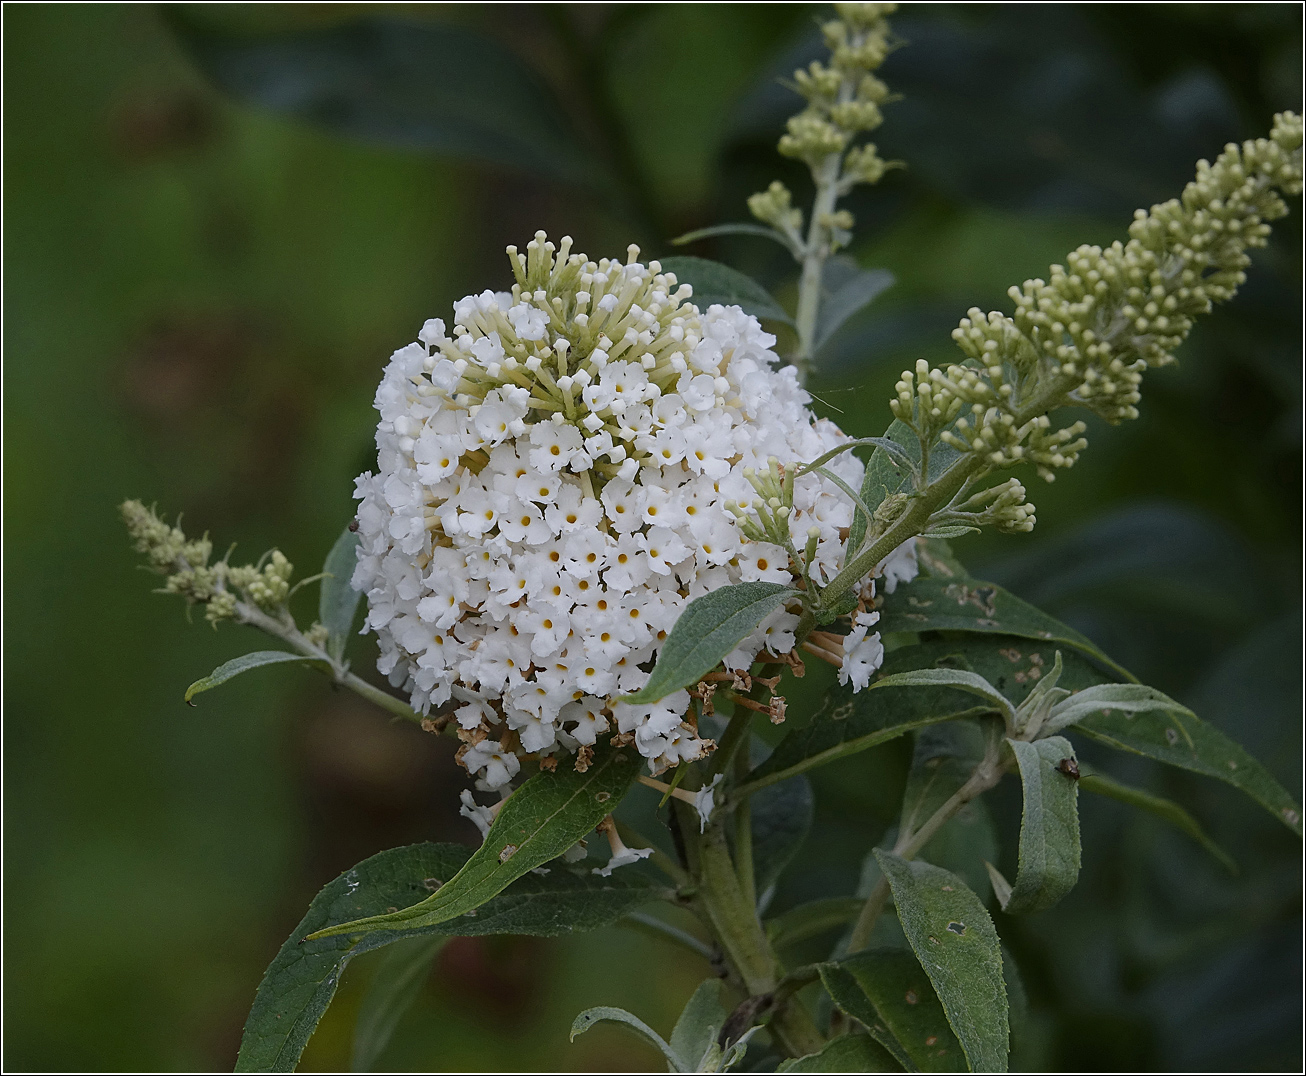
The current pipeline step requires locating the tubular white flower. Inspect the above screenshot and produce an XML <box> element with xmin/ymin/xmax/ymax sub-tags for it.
<box><xmin>353</xmin><ymin>232</ymin><xmax>916</xmax><ymax>781</ymax></box>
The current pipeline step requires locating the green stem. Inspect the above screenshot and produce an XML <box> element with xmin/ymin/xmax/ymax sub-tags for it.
<box><xmin>734</xmin><ymin>748</ymin><xmax>756</xmax><ymax>910</ymax></box>
<box><xmin>847</xmin><ymin>744</ymin><xmax>1007</xmax><ymax>952</ymax></box>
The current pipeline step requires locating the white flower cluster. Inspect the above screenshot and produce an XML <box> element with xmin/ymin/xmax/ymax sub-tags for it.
<box><xmin>352</xmin><ymin>232</ymin><xmax>914</xmax><ymax>786</ymax></box>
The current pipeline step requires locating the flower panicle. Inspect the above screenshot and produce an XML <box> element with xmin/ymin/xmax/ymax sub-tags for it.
<box><xmin>891</xmin><ymin>112</ymin><xmax>1303</xmax><ymax>503</ymax></box>
<box><xmin>119</xmin><ymin>499</ymin><xmax>314</xmax><ymax>628</ymax></box>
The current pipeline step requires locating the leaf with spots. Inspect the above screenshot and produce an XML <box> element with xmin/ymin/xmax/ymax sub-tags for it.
<box><xmin>878</xmin><ymin>576</ymin><xmax>1133</xmax><ymax>681</ymax></box>
<box><xmin>874</xmin><ymin>852</ymin><xmax>1009</xmax><ymax>1072</ymax></box>
<box><xmin>622</xmin><ymin>582</ymin><xmax>799</xmax><ymax>705</ymax></box>
<box><xmin>1003</xmin><ymin>737</ymin><xmax>1081</xmax><ymax>914</ymax></box>
<box><xmin>821</xmin><ymin>949</ymin><xmax>965</xmax><ymax>1071</ymax></box>
<box><xmin>310</xmin><ymin>745</ymin><xmax>642</xmax><ymax>940</ymax></box>
<box><xmin>1071</xmin><ymin>705</ymin><xmax>1303</xmax><ymax>836</ymax></box>
<box><xmin>235</xmin><ymin>840</ymin><xmax>664</xmax><ymax>1072</ymax></box>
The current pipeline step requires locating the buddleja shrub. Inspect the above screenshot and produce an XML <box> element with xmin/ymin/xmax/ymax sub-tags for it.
<box><xmin>123</xmin><ymin>5</ymin><xmax>1303</xmax><ymax>1072</ymax></box>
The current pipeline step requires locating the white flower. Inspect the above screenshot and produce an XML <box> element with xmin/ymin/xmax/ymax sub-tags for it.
<box><xmin>353</xmin><ymin>231</ymin><xmax>917</xmax><ymax>784</ymax></box>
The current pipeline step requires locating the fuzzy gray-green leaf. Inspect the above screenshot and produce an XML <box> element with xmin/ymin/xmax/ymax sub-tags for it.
<box><xmin>659</xmin><ymin>256</ymin><xmax>795</xmax><ymax>325</ymax></box>
<box><xmin>1004</xmin><ymin>737</ymin><xmax>1081</xmax><ymax>914</ymax></box>
<box><xmin>570</xmin><ymin>1006</ymin><xmax>683</xmax><ymax>1069</ymax></box>
<box><xmin>309</xmin><ymin>746</ymin><xmax>642</xmax><ymax>939</ymax></box>
<box><xmin>874</xmin><ymin>852</ymin><xmax>1009</xmax><ymax>1072</ymax></box>
<box><xmin>670</xmin><ymin>979</ymin><xmax>728</xmax><ymax>1072</ymax></box>
<box><xmin>185</xmin><ymin>650</ymin><xmax>330</xmax><ymax>703</ymax></box>
<box><xmin>779</xmin><ymin>1032</ymin><xmax>901</xmax><ymax>1072</ymax></box>
<box><xmin>235</xmin><ymin>841</ymin><xmax>663</xmax><ymax>1072</ymax></box>
<box><xmin>622</xmin><ymin>582</ymin><xmax>799</xmax><ymax>705</ymax></box>
<box><xmin>319</xmin><ymin>526</ymin><xmax>362</xmax><ymax>661</ymax></box>
<box><xmin>872</xmin><ymin>669</ymin><xmax>1016</xmax><ymax>725</ymax></box>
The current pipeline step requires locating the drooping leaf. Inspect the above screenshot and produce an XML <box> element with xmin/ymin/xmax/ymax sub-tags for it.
<box><xmin>570</xmin><ymin>1006</ymin><xmax>684</xmax><ymax>1070</ymax></box>
<box><xmin>751</xmin><ymin>774</ymin><xmax>815</xmax><ymax>896</ymax></box>
<box><xmin>622</xmin><ymin>583</ymin><xmax>799</xmax><ymax>705</ymax></box>
<box><xmin>878</xmin><ymin>576</ymin><xmax>1134</xmax><ymax>681</ymax></box>
<box><xmin>766</xmin><ymin>897</ymin><xmax>865</xmax><ymax>951</ymax></box>
<box><xmin>185</xmin><ymin>650</ymin><xmax>330</xmax><ymax>704</ymax></box>
<box><xmin>310</xmin><ymin>746</ymin><xmax>642</xmax><ymax>939</ymax></box>
<box><xmin>871</xmin><ymin>669</ymin><xmax>1016</xmax><ymax>726</ymax></box>
<box><xmin>670</xmin><ymin>979</ymin><xmax>729</xmax><ymax>1072</ymax></box>
<box><xmin>1071</xmin><ymin>706</ymin><xmax>1303</xmax><ymax>836</ymax></box>
<box><xmin>815</xmin><ymin>257</ymin><xmax>894</xmax><ymax>352</ymax></box>
<box><xmin>319</xmin><ymin>526</ymin><xmax>362</xmax><ymax>662</ymax></box>
<box><xmin>1044</xmin><ymin>682</ymin><xmax>1192</xmax><ymax>735</ymax></box>
<box><xmin>350</xmin><ymin>936</ymin><xmax>444</xmax><ymax>1072</ymax></box>
<box><xmin>672</xmin><ymin>222</ymin><xmax>799</xmax><ymax>256</ymax></box>
<box><xmin>1003</xmin><ymin>737</ymin><xmax>1081</xmax><ymax>914</ymax></box>
<box><xmin>779</xmin><ymin>1031</ymin><xmax>902</xmax><ymax>1073</ymax></box>
<box><xmin>822</xmin><ymin>949</ymin><xmax>966</xmax><ymax>1072</ymax></box>
<box><xmin>874</xmin><ymin>852</ymin><xmax>1009</xmax><ymax>1072</ymax></box>
<box><xmin>167</xmin><ymin>15</ymin><xmax>597</xmax><ymax>187</ymax></box>
<box><xmin>236</xmin><ymin>841</ymin><xmax>664</xmax><ymax>1072</ymax></box>
<box><xmin>1078</xmin><ymin>770</ymin><xmax>1237</xmax><ymax>874</ymax></box>
<box><xmin>659</xmin><ymin>256</ymin><xmax>795</xmax><ymax>325</ymax></box>
<box><xmin>739</xmin><ymin>677</ymin><xmax>993</xmax><ymax>796</ymax></box>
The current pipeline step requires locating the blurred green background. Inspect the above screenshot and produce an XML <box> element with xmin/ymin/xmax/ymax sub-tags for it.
<box><xmin>4</xmin><ymin>3</ymin><xmax>1301</xmax><ymax>1071</ymax></box>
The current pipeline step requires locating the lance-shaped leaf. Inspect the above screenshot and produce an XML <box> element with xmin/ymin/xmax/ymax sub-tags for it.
<box><xmin>669</xmin><ymin>979</ymin><xmax>729</xmax><ymax>1072</ymax></box>
<box><xmin>1078</xmin><ymin>770</ymin><xmax>1237</xmax><ymax>874</ymax></box>
<box><xmin>878</xmin><ymin>576</ymin><xmax>1134</xmax><ymax>681</ymax></box>
<box><xmin>319</xmin><ymin>526</ymin><xmax>362</xmax><ymax>662</ymax></box>
<box><xmin>779</xmin><ymin>1032</ymin><xmax>902</xmax><ymax>1073</ymax></box>
<box><xmin>672</xmin><ymin>222</ymin><xmax>800</xmax><ymax>257</ymax></box>
<box><xmin>622</xmin><ymin>582</ymin><xmax>799</xmax><ymax>705</ymax></box>
<box><xmin>236</xmin><ymin>841</ymin><xmax>664</xmax><ymax>1072</ymax></box>
<box><xmin>570</xmin><ymin>1006</ymin><xmax>684</xmax><ymax>1070</ymax></box>
<box><xmin>1071</xmin><ymin>706</ymin><xmax>1303</xmax><ymax>836</ymax></box>
<box><xmin>915</xmin><ymin>537</ymin><xmax>972</xmax><ymax>581</ymax></box>
<box><xmin>350</xmin><ymin>935</ymin><xmax>445</xmax><ymax>1071</ymax></box>
<box><xmin>874</xmin><ymin>852</ymin><xmax>1009</xmax><ymax>1072</ymax></box>
<box><xmin>820</xmin><ymin>950</ymin><xmax>964</xmax><ymax>1072</ymax></box>
<box><xmin>814</xmin><ymin>257</ymin><xmax>894</xmax><ymax>352</ymax></box>
<box><xmin>739</xmin><ymin>678</ymin><xmax>993</xmax><ymax>796</ymax></box>
<box><xmin>659</xmin><ymin>256</ymin><xmax>795</xmax><ymax>325</ymax></box>
<box><xmin>849</xmin><ymin>420</ymin><xmax>962</xmax><ymax>553</ymax></box>
<box><xmin>1044</xmin><ymin>682</ymin><xmax>1191</xmax><ymax>735</ymax></box>
<box><xmin>1003</xmin><ymin>737</ymin><xmax>1081</xmax><ymax>914</ymax></box>
<box><xmin>766</xmin><ymin>897</ymin><xmax>865</xmax><ymax>951</ymax></box>
<box><xmin>185</xmin><ymin>650</ymin><xmax>330</xmax><ymax>703</ymax></box>
<box><xmin>751</xmin><ymin>774</ymin><xmax>814</xmax><ymax>896</ymax></box>
<box><xmin>311</xmin><ymin>746</ymin><xmax>642</xmax><ymax>939</ymax></box>
<box><xmin>871</xmin><ymin>669</ymin><xmax>1016</xmax><ymax>727</ymax></box>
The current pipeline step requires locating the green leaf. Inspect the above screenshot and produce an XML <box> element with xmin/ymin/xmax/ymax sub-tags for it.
<box><xmin>751</xmin><ymin>774</ymin><xmax>814</xmax><ymax>896</ymax></box>
<box><xmin>622</xmin><ymin>582</ymin><xmax>799</xmax><ymax>705</ymax></box>
<box><xmin>671</xmin><ymin>222</ymin><xmax>799</xmax><ymax>256</ymax></box>
<box><xmin>779</xmin><ymin>1032</ymin><xmax>902</xmax><ymax>1072</ymax></box>
<box><xmin>767</xmin><ymin>897</ymin><xmax>866</xmax><ymax>951</ymax></box>
<box><xmin>659</xmin><ymin>256</ymin><xmax>795</xmax><ymax>325</ymax></box>
<box><xmin>670</xmin><ymin>979</ymin><xmax>728</xmax><ymax>1072</ymax></box>
<box><xmin>1045</xmin><ymin>682</ymin><xmax>1192</xmax><ymax>735</ymax></box>
<box><xmin>849</xmin><ymin>420</ymin><xmax>917</xmax><ymax>553</ymax></box>
<box><xmin>320</xmin><ymin>526</ymin><xmax>362</xmax><ymax>662</ymax></box>
<box><xmin>872</xmin><ymin>669</ymin><xmax>1016</xmax><ymax>726</ymax></box>
<box><xmin>815</xmin><ymin>257</ymin><xmax>894</xmax><ymax>352</ymax></box>
<box><xmin>1072</xmin><ymin>706</ymin><xmax>1303</xmax><ymax>836</ymax></box>
<box><xmin>903</xmin><ymin>723</ymin><xmax>1001</xmax><ymax>902</ymax></box>
<box><xmin>878</xmin><ymin>576</ymin><xmax>1135</xmax><ymax>681</ymax></box>
<box><xmin>185</xmin><ymin>650</ymin><xmax>330</xmax><ymax>703</ymax></box>
<box><xmin>915</xmin><ymin>538</ymin><xmax>972</xmax><ymax>581</ymax></box>
<box><xmin>310</xmin><ymin>746</ymin><xmax>642</xmax><ymax>939</ymax></box>
<box><xmin>1078</xmin><ymin>770</ymin><xmax>1237</xmax><ymax>874</ymax></box>
<box><xmin>350</xmin><ymin>936</ymin><xmax>444</xmax><ymax>1071</ymax></box>
<box><xmin>570</xmin><ymin>1006</ymin><xmax>683</xmax><ymax>1070</ymax></box>
<box><xmin>167</xmin><ymin>15</ymin><xmax>598</xmax><ymax>188</ymax></box>
<box><xmin>821</xmin><ymin>950</ymin><xmax>965</xmax><ymax>1072</ymax></box>
<box><xmin>739</xmin><ymin>680</ymin><xmax>994</xmax><ymax>796</ymax></box>
<box><xmin>874</xmin><ymin>852</ymin><xmax>1009</xmax><ymax>1072</ymax></box>
<box><xmin>1003</xmin><ymin>737</ymin><xmax>1081</xmax><ymax>914</ymax></box>
<box><xmin>236</xmin><ymin>841</ymin><xmax>664</xmax><ymax>1072</ymax></box>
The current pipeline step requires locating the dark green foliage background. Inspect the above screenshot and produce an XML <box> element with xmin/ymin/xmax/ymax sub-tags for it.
<box><xmin>4</xmin><ymin>3</ymin><xmax>1300</xmax><ymax>1071</ymax></box>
